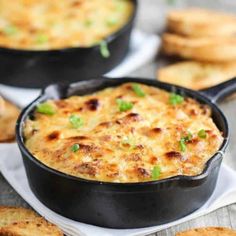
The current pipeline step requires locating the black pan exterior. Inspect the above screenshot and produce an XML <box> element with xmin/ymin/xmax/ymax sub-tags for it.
<box><xmin>0</xmin><ymin>1</ymin><xmax>137</xmax><ymax>88</ymax></box>
<box><xmin>16</xmin><ymin>78</ymin><xmax>229</xmax><ymax>229</ymax></box>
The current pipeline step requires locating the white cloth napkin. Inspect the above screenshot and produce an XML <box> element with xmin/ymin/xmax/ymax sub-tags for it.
<box><xmin>0</xmin><ymin>144</ymin><xmax>236</xmax><ymax>236</ymax></box>
<box><xmin>0</xmin><ymin>30</ymin><xmax>160</xmax><ymax>108</ymax></box>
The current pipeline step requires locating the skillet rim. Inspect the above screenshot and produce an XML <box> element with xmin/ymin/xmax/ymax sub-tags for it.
<box><xmin>16</xmin><ymin>77</ymin><xmax>229</xmax><ymax>187</ymax></box>
<box><xmin>0</xmin><ymin>0</ymin><xmax>137</xmax><ymax>55</ymax></box>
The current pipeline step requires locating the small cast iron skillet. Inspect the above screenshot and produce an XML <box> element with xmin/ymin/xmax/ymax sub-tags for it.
<box><xmin>16</xmin><ymin>77</ymin><xmax>236</xmax><ymax>229</ymax></box>
<box><xmin>0</xmin><ymin>1</ymin><xmax>137</xmax><ymax>88</ymax></box>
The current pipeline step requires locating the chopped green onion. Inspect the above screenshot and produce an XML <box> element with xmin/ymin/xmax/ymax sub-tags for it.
<box><xmin>3</xmin><ymin>25</ymin><xmax>18</xmax><ymax>36</ymax></box>
<box><xmin>106</xmin><ymin>17</ymin><xmax>118</xmax><ymax>27</ymax></box>
<box><xmin>198</xmin><ymin>129</ymin><xmax>207</xmax><ymax>139</ymax></box>
<box><xmin>185</xmin><ymin>132</ymin><xmax>193</xmax><ymax>142</ymax></box>
<box><xmin>179</xmin><ymin>132</ymin><xmax>193</xmax><ymax>152</ymax></box>
<box><xmin>84</xmin><ymin>19</ymin><xmax>93</xmax><ymax>27</ymax></box>
<box><xmin>179</xmin><ymin>138</ymin><xmax>187</xmax><ymax>152</ymax></box>
<box><xmin>36</xmin><ymin>103</ymin><xmax>56</xmax><ymax>115</ymax></box>
<box><xmin>69</xmin><ymin>115</ymin><xmax>84</xmax><ymax>129</ymax></box>
<box><xmin>169</xmin><ymin>93</ymin><xmax>184</xmax><ymax>105</ymax></box>
<box><xmin>99</xmin><ymin>40</ymin><xmax>110</xmax><ymax>58</ymax></box>
<box><xmin>36</xmin><ymin>34</ymin><xmax>48</xmax><ymax>44</ymax></box>
<box><xmin>152</xmin><ymin>166</ymin><xmax>161</xmax><ymax>180</ymax></box>
<box><xmin>71</xmin><ymin>143</ymin><xmax>80</xmax><ymax>152</ymax></box>
<box><xmin>116</xmin><ymin>2</ymin><xmax>125</xmax><ymax>11</ymax></box>
<box><xmin>132</xmin><ymin>83</ymin><xmax>146</xmax><ymax>97</ymax></box>
<box><xmin>116</xmin><ymin>99</ymin><xmax>133</xmax><ymax>112</ymax></box>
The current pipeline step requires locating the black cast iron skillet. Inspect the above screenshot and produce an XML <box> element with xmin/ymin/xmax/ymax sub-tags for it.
<box><xmin>16</xmin><ymin>77</ymin><xmax>236</xmax><ymax>229</ymax></box>
<box><xmin>0</xmin><ymin>1</ymin><xmax>137</xmax><ymax>88</ymax></box>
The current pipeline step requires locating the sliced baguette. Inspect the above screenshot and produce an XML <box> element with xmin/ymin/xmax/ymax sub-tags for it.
<box><xmin>176</xmin><ymin>227</ymin><xmax>236</xmax><ymax>235</ymax></box>
<box><xmin>167</xmin><ymin>8</ymin><xmax>236</xmax><ymax>37</ymax></box>
<box><xmin>0</xmin><ymin>206</ymin><xmax>63</xmax><ymax>236</ymax></box>
<box><xmin>162</xmin><ymin>33</ymin><xmax>236</xmax><ymax>62</ymax></box>
<box><xmin>157</xmin><ymin>61</ymin><xmax>236</xmax><ymax>90</ymax></box>
<box><xmin>0</xmin><ymin>219</ymin><xmax>63</xmax><ymax>236</ymax></box>
<box><xmin>0</xmin><ymin>207</ymin><xmax>39</xmax><ymax>227</ymax></box>
<box><xmin>0</xmin><ymin>99</ymin><xmax>20</xmax><ymax>142</ymax></box>
<box><xmin>0</xmin><ymin>96</ymin><xmax>4</xmax><ymax>116</ymax></box>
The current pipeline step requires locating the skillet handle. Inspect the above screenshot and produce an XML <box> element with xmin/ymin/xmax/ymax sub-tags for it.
<box><xmin>200</xmin><ymin>77</ymin><xmax>236</xmax><ymax>103</ymax></box>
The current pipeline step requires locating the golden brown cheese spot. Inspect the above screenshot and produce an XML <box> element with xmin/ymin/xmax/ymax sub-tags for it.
<box><xmin>66</xmin><ymin>135</ymin><xmax>89</xmax><ymax>141</ymax></box>
<box><xmin>46</xmin><ymin>131</ymin><xmax>60</xmax><ymax>141</ymax></box>
<box><xmin>85</xmin><ymin>98</ymin><xmax>100</xmax><ymax>111</ymax></box>
<box><xmin>116</xmin><ymin>113</ymin><xmax>141</xmax><ymax>125</ymax></box>
<box><xmin>24</xmin><ymin>83</ymin><xmax>224</xmax><ymax>183</ymax></box>
<box><xmin>136</xmin><ymin>167</ymin><xmax>150</xmax><ymax>178</ymax></box>
<box><xmin>0</xmin><ymin>0</ymin><xmax>134</xmax><ymax>50</ymax></box>
<box><xmin>75</xmin><ymin>163</ymin><xmax>97</xmax><ymax>176</ymax></box>
<box><xmin>165</xmin><ymin>151</ymin><xmax>182</xmax><ymax>159</ymax></box>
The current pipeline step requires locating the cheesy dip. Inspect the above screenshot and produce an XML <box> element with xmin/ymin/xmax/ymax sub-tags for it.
<box><xmin>24</xmin><ymin>83</ymin><xmax>223</xmax><ymax>183</ymax></box>
<box><xmin>0</xmin><ymin>0</ymin><xmax>133</xmax><ymax>50</ymax></box>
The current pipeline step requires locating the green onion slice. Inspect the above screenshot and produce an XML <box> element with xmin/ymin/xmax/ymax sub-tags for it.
<box><xmin>69</xmin><ymin>115</ymin><xmax>84</xmax><ymax>129</ymax></box>
<box><xmin>169</xmin><ymin>93</ymin><xmax>184</xmax><ymax>105</ymax></box>
<box><xmin>36</xmin><ymin>103</ymin><xmax>56</xmax><ymax>115</ymax></box>
<box><xmin>84</xmin><ymin>19</ymin><xmax>93</xmax><ymax>27</ymax></box>
<box><xmin>132</xmin><ymin>83</ymin><xmax>146</xmax><ymax>97</ymax></box>
<box><xmin>179</xmin><ymin>138</ymin><xmax>187</xmax><ymax>152</ymax></box>
<box><xmin>99</xmin><ymin>40</ymin><xmax>110</xmax><ymax>58</ymax></box>
<box><xmin>3</xmin><ymin>25</ymin><xmax>18</xmax><ymax>36</ymax></box>
<box><xmin>198</xmin><ymin>129</ymin><xmax>207</xmax><ymax>139</ymax></box>
<box><xmin>179</xmin><ymin>132</ymin><xmax>193</xmax><ymax>152</ymax></box>
<box><xmin>152</xmin><ymin>166</ymin><xmax>161</xmax><ymax>180</ymax></box>
<box><xmin>71</xmin><ymin>143</ymin><xmax>80</xmax><ymax>152</ymax></box>
<box><xmin>116</xmin><ymin>99</ymin><xmax>133</xmax><ymax>112</ymax></box>
<box><xmin>106</xmin><ymin>17</ymin><xmax>118</xmax><ymax>26</ymax></box>
<box><xmin>36</xmin><ymin>34</ymin><xmax>48</xmax><ymax>44</ymax></box>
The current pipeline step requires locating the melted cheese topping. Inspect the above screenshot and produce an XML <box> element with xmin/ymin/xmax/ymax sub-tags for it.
<box><xmin>0</xmin><ymin>0</ymin><xmax>133</xmax><ymax>50</ymax></box>
<box><xmin>24</xmin><ymin>83</ymin><xmax>223</xmax><ymax>183</ymax></box>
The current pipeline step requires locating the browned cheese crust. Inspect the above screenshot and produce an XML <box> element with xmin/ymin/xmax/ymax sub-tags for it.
<box><xmin>24</xmin><ymin>83</ymin><xmax>223</xmax><ymax>183</ymax></box>
<box><xmin>0</xmin><ymin>0</ymin><xmax>133</xmax><ymax>50</ymax></box>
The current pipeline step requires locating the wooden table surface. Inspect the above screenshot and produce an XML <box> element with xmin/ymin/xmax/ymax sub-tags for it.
<box><xmin>1</xmin><ymin>0</ymin><xmax>236</xmax><ymax>235</ymax></box>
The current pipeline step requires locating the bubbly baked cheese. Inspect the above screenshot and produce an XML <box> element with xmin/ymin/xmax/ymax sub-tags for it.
<box><xmin>24</xmin><ymin>83</ymin><xmax>223</xmax><ymax>183</ymax></box>
<box><xmin>0</xmin><ymin>0</ymin><xmax>133</xmax><ymax>50</ymax></box>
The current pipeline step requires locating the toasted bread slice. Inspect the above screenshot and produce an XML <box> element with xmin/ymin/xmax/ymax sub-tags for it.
<box><xmin>0</xmin><ymin>207</ymin><xmax>39</xmax><ymax>227</ymax></box>
<box><xmin>0</xmin><ymin>96</ymin><xmax>4</xmax><ymax>116</ymax></box>
<box><xmin>157</xmin><ymin>61</ymin><xmax>236</xmax><ymax>90</ymax></box>
<box><xmin>0</xmin><ymin>219</ymin><xmax>63</xmax><ymax>236</ymax></box>
<box><xmin>0</xmin><ymin>99</ymin><xmax>20</xmax><ymax>142</ymax></box>
<box><xmin>176</xmin><ymin>227</ymin><xmax>236</xmax><ymax>235</ymax></box>
<box><xmin>167</xmin><ymin>8</ymin><xmax>236</xmax><ymax>37</ymax></box>
<box><xmin>0</xmin><ymin>206</ymin><xmax>63</xmax><ymax>236</ymax></box>
<box><xmin>162</xmin><ymin>33</ymin><xmax>236</xmax><ymax>62</ymax></box>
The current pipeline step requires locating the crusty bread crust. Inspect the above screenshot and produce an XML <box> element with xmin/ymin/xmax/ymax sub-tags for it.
<box><xmin>157</xmin><ymin>61</ymin><xmax>236</xmax><ymax>90</ymax></box>
<box><xmin>0</xmin><ymin>220</ymin><xmax>63</xmax><ymax>236</ymax></box>
<box><xmin>162</xmin><ymin>33</ymin><xmax>236</xmax><ymax>62</ymax></box>
<box><xmin>167</xmin><ymin>8</ymin><xmax>236</xmax><ymax>37</ymax></box>
<box><xmin>0</xmin><ymin>206</ymin><xmax>63</xmax><ymax>236</ymax></box>
<box><xmin>0</xmin><ymin>207</ymin><xmax>38</xmax><ymax>227</ymax></box>
<box><xmin>0</xmin><ymin>99</ymin><xmax>20</xmax><ymax>142</ymax></box>
<box><xmin>176</xmin><ymin>227</ymin><xmax>236</xmax><ymax>235</ymax></box>
<box><xmin>0</xmin><ymin>96</ymin><xmax>4</xmax><ymax>116</ymax></box>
